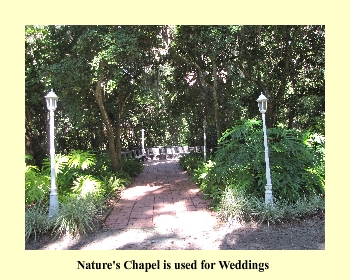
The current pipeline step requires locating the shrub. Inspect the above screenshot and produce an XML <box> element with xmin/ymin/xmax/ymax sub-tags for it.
<box><xmin>179</xmin><ymin>151</ymin><xmax>206</xmax><ymax>176</ymax></box>
<box><xmin>40</xmin><ymin>150</ymin><xmax>140</xmax><ymax>195</ymax></box>
<box><xmin>25</xmin><ymin>150</ymin><xmax>139</xmax><ymax>241</ymax></box>
<box><xmin>25</xmin><ymin>201</ymin><xmax>53</xmax><ymax>242</ymax></box>
<box><xmin>90</xmin><ymin>152</ymin><xmax>115</xmax><ymax>179</ymax></box>
<box><xmin>121</xmin><ymin>158</ymin><xmax>144</xmax><ymax>177</ymax></box>
<box><xmin>179</xmin><ymin>120</ymin><xmax>325</xmax><ymax>222</ymax></box>
<box><xmin>205</xmin><ymin>120</ymin><xmax>325</xmax><ymax>203</ymax></box>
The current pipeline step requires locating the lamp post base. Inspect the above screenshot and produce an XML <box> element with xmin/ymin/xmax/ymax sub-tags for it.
<box><xmin>265</xmin><ymin>184</ymin><xmax>273</xmax><ymax>205</ymax></box>
<box><xmin>49</xmin><ymin>193</ymin><xmax>59</xmax><ymax>218</ymax></box>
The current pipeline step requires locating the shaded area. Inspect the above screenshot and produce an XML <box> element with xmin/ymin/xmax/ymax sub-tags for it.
<box><xmin>25</xmin><ymin>216</ymin><xmax>324</xmax><ymax>250</ymax></box>
<box><xmin>25</xmin><ymin>159</ymin><xmax>325</xmax><ymax>250</ymax></box>
<box><xmin>219</xmin><ymin>217</ymin><xmax>325</xmax><ymax>250</ymax></box>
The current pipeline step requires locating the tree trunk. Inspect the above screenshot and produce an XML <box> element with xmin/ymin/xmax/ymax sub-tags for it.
<box><xmin>212</xmin><ymin>61</ymin><xmax>221</xmax><ymax>141</ymax></box>
<box><xmin>115</xmin><ymin>91</ymin><xmax>131</xmax><ymax>165</ymax></box>
<box><xmin>92</xmin><ymin>75</ymin><xmax>120</xmax><ymax>172</ymax></box>
<box><xmin>266</xmin><ymin>96</ymin><xmax>277</xmax><ymax>128</ymax></box>
<box><xmin>115</xmin><ymin>104</ymin><xmax>122</xmax><ymax>164</ymax></box>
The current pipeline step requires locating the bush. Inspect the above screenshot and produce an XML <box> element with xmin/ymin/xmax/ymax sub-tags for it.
<box><xmin>179</xmin><ymin>120</ymin><xmax>325</xmax><ymax>223</ymax></box>
<box><xmin>39</xmin><ymin>150</ymin><xmax>136</xmax><ymax>199</ymax></box>
<box><xmin>121</xmin><ymin>158</ymin><xmax>144</xmax><ymax>177</ymax></box>
<box><xmin>179</xmin><ymin>151</ymin><xmax>206</xmax><ymax>176</ymax></box>
<box><xmin>89</xmin><ymin>152</ymin><xmax>115</xmax><ymax>179</ymax></box>
<box><xmin>204</xmin><ymin>120</ymin><xmax>325</xmax><ymax>203</ymax></box>
<box><xmin>25</xmin><ymin>201</ymin><xmax>53</xmax><ymax>242</ymax></box>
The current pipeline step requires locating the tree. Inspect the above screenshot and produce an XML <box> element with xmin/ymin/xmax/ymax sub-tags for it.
<box><xmin>25</xmin><ymin>25</ymin><xmax>325</xmax><ymax>168</ymax></box>
<box><xmin>25</xmin><ymin>25</ymin><xmax>60</xmax><ymax>167</ymax></box>
<box><xmin>170</xmin><ymin>26</ymin><xmax>239</xmax><ymax>144</ymax></box>
<box><xmin>233</xmin><ymin>25</ymin><xmax>325</xmax><ymax>131</ymax></box>
<box><xmin>50</xmin><ymin>25</ymin><xmax>162</xmax><ymax>171</ymax></box>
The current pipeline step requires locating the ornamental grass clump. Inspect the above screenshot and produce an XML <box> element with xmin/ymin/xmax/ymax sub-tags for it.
<box><xmin>52</xmin><ymin>196</ymin><xmax>99</xmax><ymax>237</ymax></box>
<box><xmin>218</xmin><ymin>188</ymin><xmax>325</xmax><ymax>225</ymax></box>
<box><xmin>25</xmin><ymin>201</ymin><xmax>53</xmax><ymax>242</ymax></box>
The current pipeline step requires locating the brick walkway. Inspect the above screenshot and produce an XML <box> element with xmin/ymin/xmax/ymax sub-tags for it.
<box><xmin>104</xmin><ymin>159</ymin><xmax>220</xmax><ymax>230</ymax></box>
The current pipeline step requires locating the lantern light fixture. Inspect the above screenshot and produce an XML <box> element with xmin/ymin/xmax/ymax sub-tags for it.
<box><xmin>256</xmin><ymin>93</ymin><xmax>268</xmax><ymax>113</ymax></box>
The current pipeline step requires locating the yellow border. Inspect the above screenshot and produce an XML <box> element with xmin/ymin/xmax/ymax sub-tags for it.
<box><xmin>2</xmin><ymin>1</ymin><xmax>348</xmax><ymax>279</ymax></box>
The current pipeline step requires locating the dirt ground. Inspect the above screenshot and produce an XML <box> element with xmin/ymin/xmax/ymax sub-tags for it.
<box><xmin>25</xmin><ymin>213</ymin><xmax>324</xmax><ymax>250</ymax></box>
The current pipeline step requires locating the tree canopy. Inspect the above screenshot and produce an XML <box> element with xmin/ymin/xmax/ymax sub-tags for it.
<box><xmin>25</xmin><ymin>25</ymin><xmax>325</xmax><ymax>169</ymax></box>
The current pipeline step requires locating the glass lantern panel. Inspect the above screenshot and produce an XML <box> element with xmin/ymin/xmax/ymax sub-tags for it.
<box><xmin>46</xmin><ymin>98</ymin><xmax>57</xmax><ymax>110</ymax></box>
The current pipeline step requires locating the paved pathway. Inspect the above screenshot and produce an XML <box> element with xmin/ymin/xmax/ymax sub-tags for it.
<box><xmin>104</xmin><ymin>159</ymin><xmax>220</xmax><ymax>230</ymax></box>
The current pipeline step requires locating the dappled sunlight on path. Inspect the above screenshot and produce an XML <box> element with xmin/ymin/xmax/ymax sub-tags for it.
<box><xmin>104</xmin><ymin>159</ymin><xmax>219</xmax><ymax>231</ymax></box>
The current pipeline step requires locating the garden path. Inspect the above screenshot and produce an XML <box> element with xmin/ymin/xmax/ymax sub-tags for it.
<box><xmin>104</xmin><ymin>159</ymin><xmax>221</xmax><ymax>231</ymax></box>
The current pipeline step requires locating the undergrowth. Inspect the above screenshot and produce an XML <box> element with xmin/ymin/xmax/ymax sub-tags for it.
<box><xmin>25</xmin><ymin>150</ymin><xmax>144</xmax><ymax>243</ymax></box>
<box><xmin>218</xmin><ymin>188</ymin><xmax>324</xmax><ymax>225</ymax></box>
<box><xmin>179</xmin><ymin>120</ymin><xmax>325</xmax><ymax>224</ymax></box>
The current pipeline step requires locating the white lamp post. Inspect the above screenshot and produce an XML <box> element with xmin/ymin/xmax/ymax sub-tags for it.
<box><xmin>256</xmin><ymin>93</ymin><xmax>273</xmax><ymax>205</ymax></box>
<box><xmin>45</xmin><ymin>89</ymin><xmax>59</xmax><ymax>217</ymax></box>
<box><xmin>203</xmin><ymin>119</ymin><xmax>207</xmax><ymax>162</ymax></box>
<box><xmin>141</xmin><ymin>129</ymin><xmax>145</xmax><ymax>155</ymax></box>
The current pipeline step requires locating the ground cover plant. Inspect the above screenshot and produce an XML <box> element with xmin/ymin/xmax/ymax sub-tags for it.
<box><xmin>25</xmin><ymin>150</ymin><xmax>143</xmax><ymax>242</ymax></box>
<box><xmin>179</xmin><ymin>120</ymin><xmax>325</xmax><ymax>224</ymax></box>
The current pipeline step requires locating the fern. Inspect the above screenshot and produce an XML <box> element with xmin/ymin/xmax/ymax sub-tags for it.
<box><xmin>42</xmin><ymin>153</ymin><xmax>69</xmax><ymax>176</ymax></box>
<box><xmin>67</xmin><ymin>150</ymin><xmax>96</xmax><ymax>170</ymax></box>
<box><xmin>25</xmin><ymin>164</ymin><xmax>50</xmax><ymax>205</ymax></box>
<box><xmin>72</xmin><ymin>175</ymin><xmax>103</xmax><ymax>197</ymax></box>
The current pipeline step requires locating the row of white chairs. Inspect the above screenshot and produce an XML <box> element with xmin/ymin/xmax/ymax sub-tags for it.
<box><xmin>121</xmin><ymin>146</ymin><xmax>205</xmax><ymax>161</ymax></box>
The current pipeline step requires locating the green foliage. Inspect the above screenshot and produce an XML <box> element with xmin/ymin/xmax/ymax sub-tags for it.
<box><xmin>178</xmin><ymin>152</ymin><xmax>206</xmax><ymax>175</ymax></box>
<box><xmin>102</xmin><ymin>173</ymin><xmax>131</xmax><ymax>197</ymax></box>
<box><xmin>179</xmin><ymin>120</ymin><xmax>325</xmax><ymax>215</ymax></box>
<box><xmin>26</xmin><ymin>25</ymin><xmax>324</xmax><ymax>169</ymax></box>
<box><xmin>67</xmin><ymin>150</ymin><xmax>96</xmax><ymax>170</ymax></box>
<box><xmin>205</xmin><ymin>120</ymin><xmax>325</xmax><ymax>203</ymax></box>
<box><xmin>41</xmin><ymin>150</ymin><xmax>109</xmax><ymax>197</ymax></box>
<box><xmin>25</xmin><ymin>163</ymin><xmax>50</xmax><ymax>205</ymax></box>
<box><xmin>219</xmin><ymin>188</ymin><xmax>324</xmax><ymax>225</ymax></box>
<box><xmin>25</xmin><ymin>150</ymin><xmax>137</xmax><ymax>209</ymax></box>
<box><xmin>89</xmin><ymin>153</ymin><xmax>115</xmax><ymax>179</ymax></box>
<box><xmin>52</xmin><ymin>196</ymin><xmax>99</xmax><ymax>237</ymax></box>
<box><xmin>72</xmin><ymin>175</ymin><xmax>103</xmax><ymax>197</ymax></box>
<box><xmin>121</xmin><ymin>158</ymin><xmax>144</xmax><ymax>177</ymax></box>
<box><xmin>25</xmin><ymin>201</ymin><xmax>53</xmax><ymax>242</ymax></box>
<box><xmin>42</xmin><ymin>150</ymin><xmax>96</xmax><ymax>175</ymax></box>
